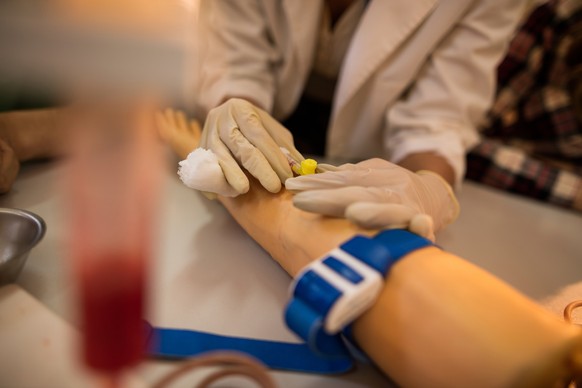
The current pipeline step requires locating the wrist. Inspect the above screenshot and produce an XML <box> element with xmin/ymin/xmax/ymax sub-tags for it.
<box><xmin>220</xmin><ymin>96</ymin><xmax>268</xmax><ymax>112</ymax></box>
<box><xmin>285</xmin><ymin>229</ymin><xmax>434</xmax><ymax>355</ymax></box>
<box><xmin>416</xmin><ymin>170</ymin><xmax>460</xmax><ymax>228</ymax></box>
<box><xmin>397</xmin><ymin>152</ymin><xmax>456</xmax><ymax>187</ymax></box>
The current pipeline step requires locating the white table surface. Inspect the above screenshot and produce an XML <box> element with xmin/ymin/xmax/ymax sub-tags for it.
<box><xmin>2</xmin><ymin>156</ymin><xmax>582</xmax><ymax>387</ymax></box>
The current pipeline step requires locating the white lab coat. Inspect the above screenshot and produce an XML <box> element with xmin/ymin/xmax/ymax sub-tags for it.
<box><xmin>197</xmin><ymin>0</ymin><xmax>524</xmax><ymax>184</ymax></box>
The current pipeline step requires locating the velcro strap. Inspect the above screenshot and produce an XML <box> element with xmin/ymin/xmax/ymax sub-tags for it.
<box><xmin>144</xmin><ymin>321</ymin><xmax>353</xmax><ymax>374</ymax></box>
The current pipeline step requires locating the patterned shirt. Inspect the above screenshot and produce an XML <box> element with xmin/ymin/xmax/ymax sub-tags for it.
<box><xmin>466</xmin><ymin>0</ymin><xmax>582</xmax><ymax>211</ymax></box>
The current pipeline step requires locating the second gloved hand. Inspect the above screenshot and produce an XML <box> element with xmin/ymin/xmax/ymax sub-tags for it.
<box><xmin>200</xmin><ymin>98</ymin><xmax>305</xmax><ymax>195</ymax></box>
<box><xmin>285</xmin><ymin>158</ymin><xmax>460</xmax><ymax>241</ymax></box>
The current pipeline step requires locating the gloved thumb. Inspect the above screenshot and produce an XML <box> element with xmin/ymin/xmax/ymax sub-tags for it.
<box><xmin>345</xmin><ymin>202</ymin><xmax>435</xmax><ymax>241</ymax></box>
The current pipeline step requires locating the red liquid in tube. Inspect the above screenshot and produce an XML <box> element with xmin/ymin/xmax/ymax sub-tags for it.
<box><xmin>79</xmin><ymin>255</ymin><xmax>146</xmax><ymax>371</ymax></box>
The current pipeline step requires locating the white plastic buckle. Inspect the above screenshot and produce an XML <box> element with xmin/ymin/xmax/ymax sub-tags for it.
<box><xmin>291</xmin><ymin>248</ymin><xmax>383</xmax><ymax>334</ymax></box>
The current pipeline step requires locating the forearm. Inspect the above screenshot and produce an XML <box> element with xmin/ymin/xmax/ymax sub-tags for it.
<box><xmin>219</xmin><ymin>171</ymin><xmax>581</xmax><ymax>388</ymax></box>
<box><xmin>397</xmin><ymin>151</ymin><xmax>456</xmax><ymax>187</ymax></box>
<box><xmin>0</xmin><ymin>109</ymin><xmax>65</xmax><ymax>161</ymax></box>
<box><xmin>163</xmin><ymin>110</ymin><xmax>582</xmax><ymax>385</ymax></box>
<box><xmin>220</xmin><ymin>96</ymin><xmax>267</xmax><ymax>111</ymax></box>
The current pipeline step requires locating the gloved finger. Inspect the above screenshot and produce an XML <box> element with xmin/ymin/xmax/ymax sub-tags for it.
<box><xmin>409</xmin><ymin>214</ymin><xmax>435</xmax><ymax>242</ymax></box>
<box><xmin>285</xmin><ymin>167</ymin><xmax>407</xmax><ymax>191</ymax></box>
<box><xmin>292</xmin><ymin>186</ymin><xmax>402</xmax><ymax>217</ymax></box>
<box><xmin>257</xmin><ymin>109</ymin><xmax>305</xmax><ymax>163</ymax></box>
<box><xmin>319</xmin><ymin>159</ymin><xmax>392</xmax><ymax>172</ymax></box>
<box><xmin>233</xmin><ymin>105</ymin><xmax>293</xmax><ymax>183</ymax></box>
<box><xmin>315</xmin><ymin>163</ymin><xmax>340</xmax><ymax>173</ymax></box>
<box><xmin>199</xmin><ymin>113</ymin><xmax>210</xmax><ymax>147</ymax></box>
<box><xmin>218</xmin><ymin>121</ymin><xmax>282</xmax><ymax>193</ymax></box>
<box><xmin>285</xmin><ymin>170</ymin><xmax>352</xmax><ymax>191</ymax></box>
<box><xmin>203</xmin><ymin>114</ymin><xmax>249</xmax><ymax>194</ymax></box>
<box><xmin>348</xmin><ymin>158</ymin><xmax>400</xmax><ymax>170</ymax></box>
<box><xmin>345</xmin><ymin>203</ymin><xmax>435</xmax><ymax>241</ymax></box>
<box><xmin>344</xmin><ymin>202</ymin><xmax>417</xmax><ymax>229</ymax></box>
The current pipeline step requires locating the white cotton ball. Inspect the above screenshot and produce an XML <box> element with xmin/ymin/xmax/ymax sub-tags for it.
<box><xmin>177</xmin><ymin>148</ymin><xmax>216</xmax><ymax>187</ymax></box>
<box><xmin>177</xmin><ymin>148</ymin><xmax>238</xmax><ymax>197</ymax></box>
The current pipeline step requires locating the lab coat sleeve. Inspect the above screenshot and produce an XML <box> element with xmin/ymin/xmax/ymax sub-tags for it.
<box><xmin>198</xmin><ymin>0</ymin><xmax>278</xmax><ymax>115</ymax></box>
<box><xmin>385</xmin><ymin>0</ymin><xmax>524</xmax><ymax>188</ymax></box>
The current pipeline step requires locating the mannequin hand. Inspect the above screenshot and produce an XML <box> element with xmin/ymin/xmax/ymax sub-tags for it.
<box><xmin>285</xmin><ymin>158</ymin><xmax>460</xmax><ymax>241</ymax></box>
<box><xmin>155</xmin><ymin>108</ymin><xmax>201</xmax><ymax>160</ymax></box>
<box><xmin>200</xmin><ymin>98</ymin><xmax>304</xmax><ymax>195</ymax></box>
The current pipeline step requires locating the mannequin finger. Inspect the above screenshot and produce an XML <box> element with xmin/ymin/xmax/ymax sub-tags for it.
<box><xmin>292</xmin><ymin>186</ymin><xmax>401</xmax><ymax>217</ymax></box>
<box><xmin>154</xmin><ymin>111</ymin><xmax>169</xmax><ymax>140</ymax></box>
<box><xmin>185</xmin><ymin>119</ymin><xmax>202</xmax><ymax>147</ymax></box>
<box><xmin>174</xmin><ymin>110</ymin><xmax>188</xmax><ymax>131</ymax></box>
<box><xmin>164</xmin><ymin>108</ymin><xmax>180</xmax><ymax>131</ymax></box>
<box><xmin>189</xmin><ymin>119</ymin><xmax>202</xmax><ymax>138</ymax></box>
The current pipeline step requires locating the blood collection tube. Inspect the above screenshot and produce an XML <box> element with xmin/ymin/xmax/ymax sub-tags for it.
<box><xmin>65</xmin><ymin>103</ymin><xmax>161</xmax><ymax>380</ymax></box>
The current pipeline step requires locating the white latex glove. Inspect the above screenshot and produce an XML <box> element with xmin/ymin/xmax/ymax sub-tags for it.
<box><xmin>285</xmin><ymin>158</ymin><xmax>460</xmax><ymax>241</ymax></box>
<box><xmin>199</xmin><ymin>98</ymin><xmax>304</xmax><ymax>195</ymax></box>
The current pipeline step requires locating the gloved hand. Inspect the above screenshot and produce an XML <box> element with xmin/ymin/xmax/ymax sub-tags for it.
<box><xmin>284</xmin><ymin>158</ymin><xmax>460</xmax><ymax>241</ymax></box>
<box><xmin>199</xmin><ymin>98</ymin><xmax>305</xmax><ymax>195</ymax></box>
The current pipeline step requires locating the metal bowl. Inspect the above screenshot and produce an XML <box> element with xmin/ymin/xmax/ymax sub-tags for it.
<box><xmin>0</xmin><ymin>208</ymin><xmax>46</xmax><ymax>286</ymax></box>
